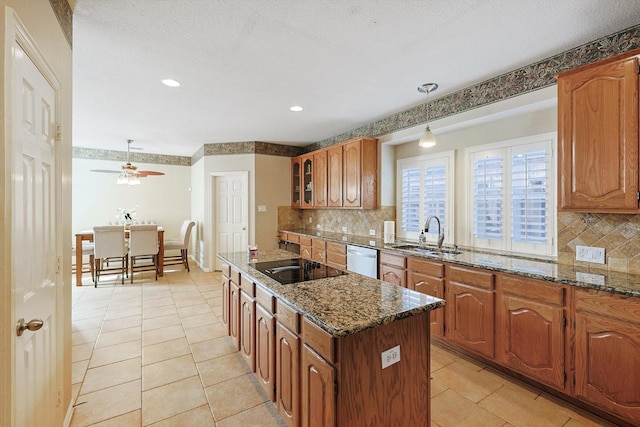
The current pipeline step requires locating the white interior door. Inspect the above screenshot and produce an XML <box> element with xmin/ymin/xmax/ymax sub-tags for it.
<box><xmin>214</xmin><ymin>172</ymin><xmax>248</xmax><ymax>269</ymax></box>
<box><xmin>11</xmin><ymin>34</ymin><xmax>59</xmax><ymax>427</ymax></box>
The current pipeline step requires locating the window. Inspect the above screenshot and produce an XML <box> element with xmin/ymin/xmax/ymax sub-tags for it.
<box><xmin>397</xmin><ymin>151</ymin><xmax>454</xmax><ymax>243</ymax></box>
<box><xmin>466</xmin><ymin>134</ymin><xmax>556</xmax><ymax>256</ymax></box>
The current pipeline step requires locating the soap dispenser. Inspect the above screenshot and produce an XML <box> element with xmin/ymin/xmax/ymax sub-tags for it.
<box><xmin>418</xmin><ymin>229</ymin><xmax>426</xmax><ymax>244</ymax></box>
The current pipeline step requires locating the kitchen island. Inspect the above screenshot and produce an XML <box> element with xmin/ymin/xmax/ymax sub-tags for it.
<box><xmin>218</xmin><ymin>249</ymin><xmax>445</xmax><ymax>427</ymax></box>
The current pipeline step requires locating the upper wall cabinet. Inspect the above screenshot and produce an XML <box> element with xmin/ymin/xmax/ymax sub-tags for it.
<box><xmin>292</xmin><ymin>137</ymin><xmax>378</xmax><ymax>210</ymax></box>
<box><xmin>557</xmin><ymin>49</ymin><xmax>640</xmax><ymax>213</ymax></box>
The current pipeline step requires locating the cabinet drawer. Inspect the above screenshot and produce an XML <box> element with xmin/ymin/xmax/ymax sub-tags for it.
<box><xmin>287</xmin><ymin>233</ymin><xmax>300</xmax><ymax>244</ymax></box>
<box><xmin>221</xmin><ymin>261</ymin><xmax>230</xmax><ymax>278</ymax></box>
<box><xmin>379</xmin><ymin>251</ymin><xmax>406</xmax><ymax>268</ymax></box>
<box><xmin>311</xmin><ymin>248</ymin><xmax>326</xmax><ymax>263</ymax></box>
<box><xmin>407</xmin><ymin>257</ymin><xmax>443</xmax><ymax>278</ymax></box>
<box><xmin>276</xmin><ymin>300</ymin><xmax>300</xmax><ymax>333</ymax></box>
<box><xmin>576</xmin><ymin>289</ymin><xmax>640</xmax><ymax>325</ymax></box>
<box><xmin>448</xmin><ymin>264</ymin><xmax>494</xmax><ymax>290</ymax></box>
<box><xmin>326</xmin><ymin>242</ymin><xmax>346</xmax><ymax>255</ymax></box>
<box><xmin>302</xmin><ymin>317</ymin><xmax>335</xmax><ymax>364</ymax></box>
<box><xmin>300</xmin><ymin>245</ymin><xmax>312</xmax><ymax>259</ymax></box>
<box><xmin>299</xmin><ymin>236</ymin><xmax>312</xmax><ymax>246</ymax></box>
<box><xmin>240</xmin><ymin>275</ymin><xmax>255</xmax><ymax>297</ymax></box>
<box><xmin>255</xmin><ymin>285</ymin><xmax>275</xmax><ymax>313</ymax></box>
<box><xmin>278</xmin><ymin>231</ymin><xmax>287</xmax><ymax>241</ymax></box>
<box><xmin>499</xmin><ymin>273</ymin><xmax>564</xmax><ymax>306</ymax></box>
<box><xmin>326</xmin><ymin>251</ymin><xmax>346</xmax><ymax>268</ymax></box>
<box><xmin>230</xmin><ymin>267</ymin><xmax>240</xmax><ymax>286</ymax></box>
<box><xmin>311</xmin><ymin>238</ymin><xmax>326</xmax><ymax>249</ymax></box>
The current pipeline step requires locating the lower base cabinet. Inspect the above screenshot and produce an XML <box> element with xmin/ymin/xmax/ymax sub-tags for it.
<box><xmin>408</xmin><ymin>257</ymin><xmax>444</xmax><ymax>338</ymax></box>
<box><xmin>575</xmin><ymin>289</ymin><xmax>640</xmax><ymax>425</ymax></box>
<box><xmin>256</xmin><ymin>303</ymin><xmax>276</xmax><ymax>401</ymax></box>
<box><xmin>301</xmin><ymin>344</ymin><xmax>336</xmax><ymax>427</ymax></box>
<box><xmin>276</xmin><ymin>322</ymin><xmax>300</xmax><ymax>427</ymax></box>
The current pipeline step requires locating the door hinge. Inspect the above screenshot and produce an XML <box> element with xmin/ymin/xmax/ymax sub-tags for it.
<box><xmin>57</xmin><ymin>256</ymin><xmax>62</xmax><ymax>273</ymax></box>
<box><xmin>637</xmin><ymin>191</ymin><xmax>640</xmax><ymax>201</ymax></box>
<box><xmin>55</xmin><ymin>124</ymin><xmax>62</xmax><ymax>142</ymax></box>
<box><xmin>562</xmin><ymin>317</ymin><xmax>567</xmax><ymax>327</ymax></box>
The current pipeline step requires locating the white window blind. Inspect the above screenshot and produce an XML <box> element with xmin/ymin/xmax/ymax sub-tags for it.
<box><xmin>511</xmin><ymin>149</ymin><xmax>548</xmax><ymax>244</ymax></box>
<box><xmin>424</xmin><ymin>165</ymin><xmax>446</xmax><ymax>234</ymax></box>
<box><xmin>473</xmin><ymin>155</ymin><xmax>503</xmax><ymax>240</ymax></box>
<box><xmin>401</xmin><ymin>167</ymin><xmax>421</xmax><ymax>233</ymax></box>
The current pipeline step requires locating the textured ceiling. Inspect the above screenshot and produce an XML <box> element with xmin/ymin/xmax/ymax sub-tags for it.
<box><xmin>72</xmin><ymin>0</ymin><xmax>640</xmax><ymax>156</ymax></box>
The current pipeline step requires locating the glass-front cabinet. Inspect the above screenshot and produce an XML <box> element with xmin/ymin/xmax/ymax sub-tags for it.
<box><xmin>302</xmin><ymin>155</ymin><xmax>313</xmax><ymax>208</ymax></box>
<box><xmin>291</xmin><ymin>158</ymin><xmax>301</xmax><ymax>208</ymax></box>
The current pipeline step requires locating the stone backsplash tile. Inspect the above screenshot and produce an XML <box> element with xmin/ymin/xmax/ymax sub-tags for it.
<box><xmin>558</xmin><ymin>212</ymin><xmax>640</xmax><ymax>273</ymax></box>
<box><xmin>278</xmin><ymin>207</ymin><xmax>396</xmax><ymax>237</ymax></box>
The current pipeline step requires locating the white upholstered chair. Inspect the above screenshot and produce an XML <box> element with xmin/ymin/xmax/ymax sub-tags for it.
<box><xmin>164</xmin><ymin>220</ymin><xmax>195</xmax><ymax>272</ymax></box>
<box><xmin>93</xmin><ymin>225</ymin><xmax>127</xmax><ymax>286</ymax></box>
<box><xmin>129</xmin><ymin>224</ymin><xmax>159</xmax><ymax>283</ymax></box>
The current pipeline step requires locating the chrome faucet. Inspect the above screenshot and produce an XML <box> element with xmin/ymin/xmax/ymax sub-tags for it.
<box><xmin>424</xmin><ymin>216</ymin><xmax>444</xmax><ymax>249</ymax></box>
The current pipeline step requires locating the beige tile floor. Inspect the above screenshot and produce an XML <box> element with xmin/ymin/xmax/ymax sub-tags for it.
<box><xmin>70</xmin><ymin>266</ymin><xmax>616</xmax><ymax>427</ymax></box>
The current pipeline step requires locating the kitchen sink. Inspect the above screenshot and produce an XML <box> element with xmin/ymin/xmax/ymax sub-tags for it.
<box><xmin>391</xmin><ymin>244</ymin><xmax>462</xmax><ymax>256</ymax></box>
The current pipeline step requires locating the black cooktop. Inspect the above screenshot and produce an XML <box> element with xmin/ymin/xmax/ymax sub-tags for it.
<box><xmin>251</xmin><ymin>258</ymin><xmax>347</xmax><ymax>285</ymax></box>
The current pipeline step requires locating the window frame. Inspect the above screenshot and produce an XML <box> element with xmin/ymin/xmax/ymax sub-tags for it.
<box><xmin>396</xmin><ymin>150</ymin><xmax>455</xmax><ymax>245</ymax></box>
<box><xmin>464</xmin><ymin>133</ymin><xmax>557</xmax><ymax>257</ymax></box>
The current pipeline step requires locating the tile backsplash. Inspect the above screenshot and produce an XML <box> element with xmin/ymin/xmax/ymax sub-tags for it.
<box><xmin>558</xmin><ymin>212</ymin><xmax>640</xmax><ymax>274</ymax></box>
<box><xmin>278</xmin><ymin>206</ymin><xmax>395</xmax><ymax>238</ymax></box>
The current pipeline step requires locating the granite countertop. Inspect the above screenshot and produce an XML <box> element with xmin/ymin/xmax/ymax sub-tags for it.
<box><xmin>281</xmin><ymin>228</ymin><xmax>640</xmax><ymax>298</ymax></box>
<box><xmin>218</xmin><ymin>249</ymin><xmax>445</xmax><ymax>338</ymax></box>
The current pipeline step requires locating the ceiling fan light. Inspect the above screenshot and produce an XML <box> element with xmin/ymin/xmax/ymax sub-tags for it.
<box><xmin>128</xmin><ymin>176</ymin><xmax>141</xmax><ymax>185</ymax></box>
<box><xmin>418</xmin><ymin>126</ymin><xmax>437</xmax><ymax>148</ymax></box>
<box><xmin>116</xmin><ymin>174</ymin><xmax>129</xmax><ymax>185</ymax></box>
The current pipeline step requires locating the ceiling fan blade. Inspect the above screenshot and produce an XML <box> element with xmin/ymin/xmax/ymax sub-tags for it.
<box><xmin>136</xmin><ymin>171</ymin><xmax>165</xmax><ymax>177</ymax></box>
<box><xmin>90</xmin><ymin>169</ymin><xmax>121</xmax><ymax>174</ymax></box>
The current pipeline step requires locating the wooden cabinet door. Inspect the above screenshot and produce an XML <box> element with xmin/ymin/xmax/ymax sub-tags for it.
<box><xmin>575</xmin><ymin>313</ymin><xmax>640</xmax><ymax>424</ymax></box>
<box><xmin>313</xmin><ymin>150</ymin><xmax>328</xmax><ymax>207</ymax></box>
<box><xmin>380</xmin><ymin>264</ymin><xmax>406</xmax><ymax>287</ymax></box>
<box><xmin>230</xmin><ymin>280</ymin><xmax>241</xmax><ymax>351</ymax></box>
<box><xmin>447</xmin><ymin>282</ymin><xmax>495</xmax><ymax>358</ymax></box>
<box><xmin>240</xmin><ymin>290</ymin><xmax>256</xmax><ymax>371</ymax></box>
<box><xmin>291</xmin><ymin>157</ymin><xmax>302</xmax><ymax>208</ymax></box>
<box><xmin>409</xmin><ymin>270</ymin><xmax>444</xmax><ymax>338</ymax></box>
<box><xmin>499</xmin><ymin>294</ymin><xmax>565</xmax><ymax>390</ymax></box>
<box><xmin>327</xmin><ymin>145</ymin><xmax>343</xmax><ymax>207</ymax></box>
<box><xmin>256</xmin><ymin>304</ymin><xmax>276</xmax><ymax>401</ymax></box>
<box><xmin>301</xmin><ymin>344</ymin><xmax>336</xmax><ymax>427</ymax></box>
<box><xmin>300</xmin><ymin>245</ymin><xmax>312</xmax><ymax>260</ymax></box>
<box><xmin>222</xmin><ymin>277</ymin><xmax>230</xmax><ymax>335</ymax></box>
<box><xmin>343</xmin><ymin>139</ymin><xmax>362</xmax><ymax>208</ymax></box>
<box><xmin>558</xmin><ymin>55</ymin><xmax>640</xmax><ymax>212</ymax></box>
<box><xmin>276</xmin><ymin>323</ymin><xmax>300</xmax><ymax>427</ymax></box>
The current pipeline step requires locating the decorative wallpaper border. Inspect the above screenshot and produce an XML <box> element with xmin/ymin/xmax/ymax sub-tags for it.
<box><xmin>73</xmin><ymin>147</ymin><xmax>190</xmax><ymax>166</ymax></box>
<box><xmin>48</xmin><ymin>0</ymin><xmax>72</xmax><ymax>48</ymax></box>
<box><xmin>192</xmin><ymin>141</ymin><xmax>305</xmax><ymax>163</ymax></box>
<box><xmin>306</xmin><ymin>24</ymin><xmax>640</xmax><ymax>151</ymax></box>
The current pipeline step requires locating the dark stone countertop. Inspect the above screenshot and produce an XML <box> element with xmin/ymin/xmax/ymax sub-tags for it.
<box><xmin>218</xmin><ymin>249</ymin><xmax>445</xmax><ymax>338</ymax></box>
<box><xmin>281</xmin><ymin>228</ymin><xmax>640</xmax><ymax>298</ymax></box>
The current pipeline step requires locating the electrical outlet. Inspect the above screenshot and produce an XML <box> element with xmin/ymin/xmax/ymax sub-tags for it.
<box><xmin>316</xmin><ymin>224</ymin><xmax>321</xmax><ymax>229</ymax></box>
<box><xmin>309</xmin><ymin>217</ymin><xmax>313</xmax><ymax>224</ymax></box>
<box><xmin>575</xmin><ymin>245</ymin><xmax>606</xmax><ymax>264</ymax></box>
<box><xmin>381</xmin><ymin>345</ymin><xmax>401</xmax><ymax>369</ymax></box>
<box><xmin>369</xmin><ymin>229</ymin><xmax>376</xmax><ymax>236</ymax></box>
<box><xmin>342</xmin><ymin>226</ymin><xmax>347</xmax><ymax>233</ymax></box>
<box><xmin>369</xmin><ymin>240</ymin><xmax>376</xmax><ymax>246</ymax></box>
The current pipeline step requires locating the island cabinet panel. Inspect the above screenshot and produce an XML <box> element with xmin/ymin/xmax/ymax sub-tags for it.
<box><xmin>557</xmin><ymin>49</ymin><xmax>640</xmax><ymax>213</ymax></box>
<box><xmin>446</xmin><ymin>264</ymin><xmax>495</xmax><ymax>358</ymax></box>
<box><xmin>255</xmin><ymin>285</ymin><xmax>276</xmax><ymax>401</ymax></box>
<box><xmin>574</xmin><ymin>289</ymin><xmax>640</xmax><ymax>425</ymax></box>
<box><xmin>221</xmin><ymin>264</ymin><xmax>231</xmax><ymax>335</ymax></box>
<box><xmin>327</xmin><ymin>144</ymin><xmax>343</xmax><ymax>207</ymax></box>
<box><xmin>240</xmin><ymin>289</ymin><xmax>256</xmax><ymax>372</ymax></box>
<box><xmin>379</xmin><ymin>251</ymin><xmax>407</xmax><ymax>287</ymax></box>
<box><xmin>496</xmin><ymin>274</ymin><xmax>567</xmax><ymax>391</ymax></box>
<box><xmin>408</xmin><ymin>257</ymin><xmax>445</xmax><ymax>338</ymax></box>
<box><xmin>229</xmin><ymin>278</ymin><xmax>241</xmax><ymax>351</ymax></box>
<box><xmin>276</xmin><ymin>322</ymin><xmax>300</xmax><ymax>427</ymax></box>
<box><xmin>335</xmin><ymin>312</ymin><xmax>431</xmax><ymax>427</ymax></box>
<box><xmin>313</xmin><ymin>150</ymin><xmax>328</xmax><ymax>208</ymax></box>
<box><xmin>301</xmin><ymin>344</ymin><xmax>336</xmax><ymax>427</ymax></box>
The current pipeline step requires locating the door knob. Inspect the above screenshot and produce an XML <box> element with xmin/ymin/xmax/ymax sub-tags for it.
<box><xmin>16</xmin><ymin>318</ymin><xmax>44</xmax><ymax>336</ymax></box>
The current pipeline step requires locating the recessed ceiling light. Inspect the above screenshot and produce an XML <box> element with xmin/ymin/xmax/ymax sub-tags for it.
<box><xmin>162</xmin><ymin>79</ymin><xmax>181</xmax><ymax>87</ymax></box>
<box><xmin>290</xmin><ymin>105</ymin><xmax>303</xmax><ymax>112</ymax></box>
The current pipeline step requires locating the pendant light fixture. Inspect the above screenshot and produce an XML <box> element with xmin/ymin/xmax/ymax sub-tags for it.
<box><xmin>417</xmin><ymin>83</ymin><xmax>438</xmax><ymax>148</ymax></box>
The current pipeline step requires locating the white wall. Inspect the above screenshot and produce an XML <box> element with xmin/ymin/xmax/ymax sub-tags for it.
<box><xmin>72</xmin><ymin>158</ymin><xmax>191</xmax><ymax>243</ymax></box>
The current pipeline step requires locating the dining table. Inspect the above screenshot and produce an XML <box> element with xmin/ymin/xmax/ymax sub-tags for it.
<box><xmin>74</xmin><ymin>227</ymin><xmax>165</xmax><ymax>286</ymax></box>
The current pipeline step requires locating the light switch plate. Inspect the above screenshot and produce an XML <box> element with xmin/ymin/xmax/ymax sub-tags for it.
<box><xmin>381</xmin><ymin>345</ymin><xmax>400</xmax><ymax>369</ymax></box>
<box><xmin>369</xmin><ymin>229</ymin><xmax>376</xmax><ymax>236</ymax></box>
<box><xmin>342</xmin><ymin>226</ymin><xmax>348</xmax><ymax>233</ymax></box>
<box><xmin>258</xmin><ymin>205</ymin><xmax>267</xmax><ymax>212</ymax></box>
<box><xmin>576</xmin><ymin>245</ymin><xmax>605</xmax><ymax>264</ymax></box>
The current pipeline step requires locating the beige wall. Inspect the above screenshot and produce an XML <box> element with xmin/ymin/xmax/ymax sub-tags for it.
<box><xmin>0</xmin><ymin>1</ymin><xmax>73</xmax><ymax>426</ymax></box>
<box><xmin>190</xmin><ymin>157</ymin><xmax>206</xmax><ymax>267</ymax></box>
<box><xmin>255</xmin><ymin>155</ymin><xmax>291</xmax><ymax>250</ymax></box>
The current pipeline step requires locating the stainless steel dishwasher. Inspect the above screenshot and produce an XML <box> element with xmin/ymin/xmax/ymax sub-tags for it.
<box><xmin>346</xmin><ymin>245</ymin><xmax>378</xmax><ymax>279</ymax></box>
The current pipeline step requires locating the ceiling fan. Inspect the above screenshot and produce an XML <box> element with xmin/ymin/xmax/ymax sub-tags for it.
<box><xmin>90</xmin><ymin>139</ymin><xmax>165</xmax><ymax>185</ymax></box>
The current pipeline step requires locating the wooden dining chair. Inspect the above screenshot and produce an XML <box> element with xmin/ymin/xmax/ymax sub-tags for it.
<box><xmin>129</xmin><ymin>224</ymin><xmax>159</xmax><ymax>283</ymax></box>
<box><xmin>93</xmin><ymin>225</ymin><xmax>128</xmax><ymax>286</ymax></box>
<box><xmin>163</xmin><ymin>220</ymin><xmax>195</xmax><ymax>272</ymax></box>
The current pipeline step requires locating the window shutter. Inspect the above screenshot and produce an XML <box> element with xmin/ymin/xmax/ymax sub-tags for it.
<box><xmin>511</xmin><ymin>150</ymin><xmax>548</xmax><ymax>244</ymax></box>
<box><xmin>473</xmin><ymin>156</ymin><xmax>503</xmax><ymax>240</ymax></box>
<box><xmin>424</xmin><ymin>165</ymin><xmax>446</xmax><ymax>233</ymax></box>
<box><xmin>401</xmin><ymin>167</ymin><xmax>421</xmax><ymax>232</ymax></box>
